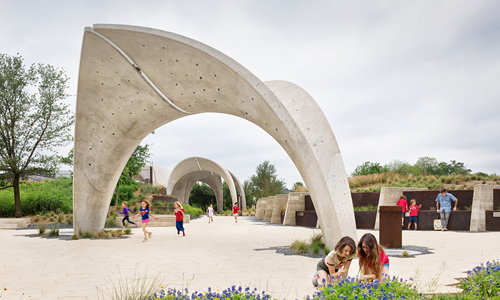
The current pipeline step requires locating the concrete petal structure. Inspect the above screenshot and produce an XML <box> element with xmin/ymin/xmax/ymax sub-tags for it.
<box><xmin>166</xmin><ymin>157</ymin><xmax>241</xmax><ymax>212</ymax></box>
<box><xmin>73</xmin><ymin>24</ymin><xmax>356</xmax><ymax>248</ymax></box>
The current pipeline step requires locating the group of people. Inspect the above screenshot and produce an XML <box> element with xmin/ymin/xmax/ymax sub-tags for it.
<box><xmin>397</xmin><ymin>188</ymin><xmax>458</xmax><ymax>231</ymax></box>
<box><xmin>312</xmin><ymin>233</ymin><xmax>389</xmax><ymax>287</ymax></box>
<box><xmin>207</xmin><ymin>203</ymin><xmax>240</xmax><ymax>223</ymax></box>
<box><xmin>119</xmin><ymin>200</ymin><xmax>186</xmax><ymax>242</ymax></box>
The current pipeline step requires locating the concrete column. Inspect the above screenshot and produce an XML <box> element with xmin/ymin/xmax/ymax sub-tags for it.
<box><xmin>374</xmin><ymin>187</ymin><xmax>427</xmax><ymax>230</ymax></box>
<box><xmin>271</xmin><ymin>194</ymin><xmax>288</xmax><ymax>224</ymax></box>
<box><xmin>283</xmin><ymin>192</ymin><xmax>308</xmax><ymax>226</ymax></box>
<box><xmin>263</xmin><ymin>196</ymin><xmax>276</xmax><ymax>221</ymax></box>
<box><xmin>255</xmin><ymin>198</ymin><xmax>268</xmax><ymax>219</ymax></box>
<box><xmin>470</xmin><ymin>184</ymin><xmax>500</xmax><ymax>231</ymax></box>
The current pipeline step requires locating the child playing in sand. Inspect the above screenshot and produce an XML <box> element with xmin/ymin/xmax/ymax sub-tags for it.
<box><xmin>396</xmin><ymin>195</ymin><xmax>408</xmax><ymax>226</ymax></box>
<box><xmin>132</xmin><ymin>200</ymin><xmax>158</xmax><ymax>242</ymax></box>
<box><xmin>312</xmin><ymin>236</ymin><xmax>357</xmax><ymax>287</ymax></box>
<box><xmin>408</xmin><ymin>199</ymin><xmax>422</xmax><ymax>230</ymax></box>
<box><xmin>118</xmin><ymin>201</ymin><xmax>137</xmax><ymax>228</ymax></box>
<box><xmin>174</xmin><ymin>201</ymin><xmax>186</xmax><ymax>236</ymax></box>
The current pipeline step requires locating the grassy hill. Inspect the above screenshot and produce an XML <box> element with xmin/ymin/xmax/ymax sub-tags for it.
<box><xmin>349</xmin><ymin>172</ymin><xmax>500</xmax><ymax>193</ymax></box>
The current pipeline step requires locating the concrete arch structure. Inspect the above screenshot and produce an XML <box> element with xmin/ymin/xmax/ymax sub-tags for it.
<box><xmin>166</xmin><ymin>157</ymin><xmax>240</xmax><ymax>212</ymax></box>
<box><xmin>73</xmin><ymin>24</ymin><xmax>356</xmax><ymax>248</ymax></box>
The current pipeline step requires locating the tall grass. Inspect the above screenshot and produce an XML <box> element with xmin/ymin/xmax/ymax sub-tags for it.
<box><xmin>0</xmin><ymin>177</ymin><xmax>73</xmax><ymax>217</ymax></box>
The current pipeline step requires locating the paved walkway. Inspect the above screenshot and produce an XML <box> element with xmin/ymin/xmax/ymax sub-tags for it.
<box><xmin>0</xmin><ymin>216</ymin><xmax>499</xmax><ymax>299</ymax></box>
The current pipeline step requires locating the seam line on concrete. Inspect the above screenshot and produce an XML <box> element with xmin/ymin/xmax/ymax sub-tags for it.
<box><xmin>88</xmin><ymin>28</ymin><xmax>191</xmax><ymax>115</ymax></box>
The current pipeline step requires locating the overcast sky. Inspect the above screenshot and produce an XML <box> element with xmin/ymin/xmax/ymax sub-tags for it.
<box><xmin>1</xmin><ymin>1</ymin><xmax>499</xmax><ymax>188</ymax></box>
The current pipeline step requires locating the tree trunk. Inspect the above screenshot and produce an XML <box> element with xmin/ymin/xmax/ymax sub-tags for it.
<box><xmin>13</xmin><ymin>173</ymin><xmax>22</xmax><ymax>218</ymax></box>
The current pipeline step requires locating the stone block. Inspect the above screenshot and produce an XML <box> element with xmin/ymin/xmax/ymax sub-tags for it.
<box><xmin>263</xmin><ymin>196</ymin><xmax>275</xmax><ymax>221</ymax></box>
<box><xmin>255</xmin><ymin>198</ymin><xmax>268</xmax><ymax>219</ymax></box>
<box><xmin>470</xmin><ymin>184</ymin><xmax>500</xmax><ymax>231</ymax></box>
<box><xmin>271</xmin><ymin>194</ymin><xmax>288</xmax><ymax>224</ymax></box>
<box><xmin>283</xmin><ymin>193</ymin><xmax>308</xmax><ymax>226</ymax></box>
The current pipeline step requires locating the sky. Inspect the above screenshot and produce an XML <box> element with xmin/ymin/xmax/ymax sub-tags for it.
<box><xmin>1</xmin><ymin>1</ymin><xmax>499</xmax><ymax>188</ymax></box>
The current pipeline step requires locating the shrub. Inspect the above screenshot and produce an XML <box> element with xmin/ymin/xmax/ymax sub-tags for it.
<box><xmin>323</xmin><ymin>247</ymin><xmax>331</xmax><ymax>255</ymax></box>
<box><xmin>71</xmin><ymin>234</ymin><xmax>79</xmax><ymax>240</ymax></box>
<box><xmin>117</xmin><ymin>231</ymin><xmax>123</xmax><ymax>238</ymax></box>
<box><xmin>33</xmin><ymin>216</ymin><xmax>40</xmax><ymax>222</ymax></box>
<box><xmin>401</xmin><ymin>250</ymin><xmax>411</xmax><ymax>257</ymax></box>
<box><xmin>47</xmin><ymin>227</ymin><xmax>59</xmax><ymax>237</ymax></box>
<box><xmin>49</xmin><ymin>217</ymin><xmax>55</xmax><ymax>222</ymax></box>
<box><xmin>105</xmin><ymin>232</ymin><xmax>113</xmax><ymax>239</ymax></box>
<box><xmin>183</xmin><ymin>204</ymin><xmax>203</xmax><ymax>217</ymax></box>
<box><xmin>310</xmin><ymin>233</ymin><xmax>325</xmax><ymax>249</ymax></box>
<box><xmin>57</xmin><ymin>214</ymin><xmax>64</xmax><ymax>224</ymax></box>
<box><xmin>81</xmin><ymin>231</ymin><xmax>94</xmax><ymax>238</ymax></box>
<box><xmin>38</xmin><ymin>224</ymin><xmax>47</xmax><ymax>235</ymax></box>
<box><xmin>124</xmin><ymin>228</ymin><xmax>132</xmax><ymax>234</ymax></box>
<box><xmin>292</xmin><ymin>241</ymin><xmax>308</xmax><ymax>254</ymax></box>
<box><xmin>137</xmin><ymin>194</ymin><xmax>147</xmax><ymax>201</ymax></box>
<box><xmin>97</xmin><ymin>230</ymin><xmax>106</xmax><ymax>238</ymax></box>
<box><xmin>66</xmin><ymin>215</ymin><xmax>73</xmax><ymax>226</ymax></box>
<box><xmin>312</xmin><ymin>244</ymin><xmax>321</xmax><ymax>254</ymax></box>
<box><xmin>111</xmin><ymin>230</ymin><xmax>118</xmax><ymax>237</ymax></box>
<box><xmin>105</xmin><ymin>217</ymin><xmax>116</xmax><ymax>228</ymax></box>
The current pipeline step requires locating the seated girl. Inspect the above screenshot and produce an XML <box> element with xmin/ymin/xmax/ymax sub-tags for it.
<box><xmin>312</xmin><ymin>236</ymin><xmax>356</xmax><ymax>287</ymax></box>
<box><xmin>357</xmin><ymin>233</ymin><xmax>389</xmax><ymax>281</ymax></box>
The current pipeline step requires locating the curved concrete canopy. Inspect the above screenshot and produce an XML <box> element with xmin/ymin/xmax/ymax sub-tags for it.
<box><xmin>170</xmin><ymin>170</ymin><xmax>224</xmax><ymax>210</ymax></box>
<box><xmin>166</xmin><ymin>157</ymin><xmax>238</xmax><ymax>209</ymax></box>
<box><xmin>228</xmin><ymin>170</ymin><xmax>246</xmax><ymax>210</ymax></box>
<box><xmin>73</xmin><ymin>24</ymin><xmax>356</xmax><ymax>248</ymax></box>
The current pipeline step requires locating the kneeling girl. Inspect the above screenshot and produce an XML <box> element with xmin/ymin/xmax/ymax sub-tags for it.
<box><xmin>313</xmin><ymin>236</ymin><xmax>356</xmax><ymax>287</ymax></box>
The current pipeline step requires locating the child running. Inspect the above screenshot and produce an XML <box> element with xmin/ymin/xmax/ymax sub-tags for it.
<box><xmin>312</xmin><ymin>236</ymin><xmax>357</xmax><ymax>287</ymax></box>
<box><xmin>174</xmin><ymin>201</ymin><xmax>186</xmax><ymax>236</ymax></box>
<box><xmin>207</xmin><ymin>204</ymin><xmax>214</xmax><ymax>223</ymax></box>
<box><xmin>408</xmin><ymin>199</ymin><xmax>422</xmax><ymax>230</ymax></box>
<box><xmin>118</xmin><ymin>201</ymin><xmax>138</xmax><ymax>228</ymax></box>
<box><xmin>357</xmin><ymin>233</ymin><xmax>389</xmax><ymax>282</ymax></box>
<box><xmin>132</xmin><ymin>200</ymin><xmax>158</xmax><ymax>242</ymax></box>
<box><xmin>232</xmin><ymin>202</ymin><xmax>240</xmax><ymax>223</ymax></box>
<box><xmin>396</xmin><ymin>195</ymin><xmax>408</xmax><ymax>226</ymax></box>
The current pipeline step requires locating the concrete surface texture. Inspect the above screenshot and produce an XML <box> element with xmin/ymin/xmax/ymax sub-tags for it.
<box><xmin>165</xmin><ymin>157</ymin><xmax>241</xmax><ymax>212</ymax></box>
<box><xmin>263</xmin><ymin>196</ymin><xmax>276</xmax><ymax>222</ymax></box>
<box><xmin>72</xmin><ymin>24</ymin><xmax>356</xmax><ymax>248</ymax></box>
<box><xmin>283</xmin><ymin>192</ymin><xmax>308</xmax><ymax>226</ymax></box>
<box><xmin>1</xmin><ymin>216</ymin><xmax>500</xmax><ymax>300</ymax></box>
<box><xmin>228</xmin><ymin>170</ymin><xmax>247</xmax><ymax>211</ymax></box>
<box><xmin>271</xmin><ymin>194</ymin><xmax>288</xmax><ymax>224</ymax></box>
<box><xmin>134</xmin><ymin>163</ymin><xmax>170</xmax><ymax>187</ymax></box>
<box><xmin>255</xmin><ymin>197</ymin><xmax>268</xmax><ymax>219</ymax></box>
<box><xmin>374</xmin><ymin>187</ymin><xmax>427</xmax><ymax>230</ymax></box>
<box><xmin>470</xmin><ymin>184</ymin><xmax>500</xmax><ymax>231</ymax></box>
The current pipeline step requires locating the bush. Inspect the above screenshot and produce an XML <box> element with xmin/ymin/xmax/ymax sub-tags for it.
<box><xmin>97</xmin><ymin>230</ymin><xmax>106</xmax><ymax>238</ymax></box>
<box><xmin>290</xmin><ymin>240</ymin><xmax>308</xmax><ymax>254</ymax></box>
<box><xmin>81</xmin><ymin>231</ymin><xmax>94</xmax><ymax>238</ymax></box>
<box><xmin>49</xmin><ymin>217</ymin><xmax>55</xmax><ymax>222</ymax></box>
<box><xmin>111</xmin><ymin>230</ymin><xmax>118</xmax><ymax>237</ymax></box>
<box><xmin>57</xmin><ymin>214</ymin><xmax>64</xmax><ymax>224</ymax></box>
<box><xmin>0</xmin><ymin>177</ymin><xmax>73</xmax><ymax>217</ymax></box>
<box><xmin>38</xmin><ymin>224</ymin><xmax>47</xmax><ymax>235</ymax></box>
<box><xmin>459</xmin><ymin>260</ymin><xmax>500</xmax><ymax>298</ymax></box>
<box><xmin>71</xmin><ymin>234</ymin><xmax>79</xmax><ymax>240</ymax></box>
<box><xmin>105</xmin><ymin>217</ymin><xmax>116</xmax><ymax>228</ymax></box>
<box><xmin>312</xmin><ymin>244</ymin><xmax>321</xmax><ymax>254</ymax></box>
<box><xmin>47</xmin><ymin>227</ymin><xmax>59</xmax><ymax>237</ymax></box>
<box><xmin>33</xmin><ymin>216</ymin><xmax>40</xmax><ymax>222</ymax></box>
<box><xmin>66</xmin><ymin>215</ymin><xmax>73</xmax><ymax>226</ymax></box>
<box><xmin>112</xmin><ymin>184</ymin><xmax>137</xmax><ymax>205</ymax></box>
<box><xmin>117</xmin><ymin>231</ymin><xmax>123</xmax><ymax>238</ymax></box>
<box><xmin>183</xmin><ymin>204</ymin><xmax>203</xmax><ymax>217</ymax></box>
<box><xmin>323</xmin><ymin>247</ymin><xmax>331</xmax><ymax>255</ymax></box>
<box><xmin>124</xmin><ymin>228</ymin><xmax>132</xmax><ymax>234</ymax></box>
<box><xmin>105</xmin><ymin>232</ymin><xmax>113</xmax><ymax>239</ymax></box>
<box><xmin>138</xmin><ymin>184</ymin><xmax>162</xmax><ymax>195</ymax></box>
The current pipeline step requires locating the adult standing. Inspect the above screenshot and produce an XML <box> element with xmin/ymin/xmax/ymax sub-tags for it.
<box><xmin>436</xmin><ymin>188</ymin><xmax>458</xmax><ymax>231</ymax></box>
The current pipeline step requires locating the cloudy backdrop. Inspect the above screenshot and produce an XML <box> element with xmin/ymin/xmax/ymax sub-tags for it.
<box><xmin>1</xmin><ymin>1</ymin><xmax>499</xmax><ymax>188</ymax></box>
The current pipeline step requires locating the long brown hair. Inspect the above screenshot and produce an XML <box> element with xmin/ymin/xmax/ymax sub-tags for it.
<box><xmin>357</xmin><ymin>233</ymin><xmax>384</xmax><ymax>278</ymax></box>
<box><xmin>334</xmin><ymin>236</ymin><xmax>356</xmax><ymax>257</ymax></box>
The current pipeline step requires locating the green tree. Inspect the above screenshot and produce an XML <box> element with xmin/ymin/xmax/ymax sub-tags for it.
<box><xmin>247</xmin><ymin>161</ymin><xmax>286</xmax><ymax>200</ymax></box>
<box><xmin>413</xmin><ymin>156</ymin><xmax>439</xmax><ymax>175</ymax></box>
<box><xmin>188</xmin><ymin>182</ymin><xmax>215</xmax><ymax>211</ymax></box>
<box><xmin>0</xmin><ymin>53</ymin><xmax>74</xmax><ymax>217</ymax></box>
<box><xmin>351</xmin><ymin>161</ymin><xmax>385</xmax><ymax>177</ymax></box>
<box><xmin>385</xmin><ymin>159</ymin><xmax>413</xmax><ymax>176</ymax></box>
<box><xmin>243</xmin><ymin>179</ymin><xmax>254</xmax><ymax>207</ymax></box>
<box><xmin>112</xmin><ymin>144</ymin><xmax>151</xmax><ymax>205</ymax></box>
<box><xmin>292</xmin><ymin>181</ymin><xmax>304</xmax><ymax>191</ymax></box>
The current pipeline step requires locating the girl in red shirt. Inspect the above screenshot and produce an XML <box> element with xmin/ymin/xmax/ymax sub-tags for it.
<box><xmin>357</xmin><ymin>233</ymin><xmax>389</xmax><ymax>281</ymax></box>
<box><xmin>174</xmin><ymin>201</ymin><xmax>186</xmax><ymax>236</ymax></box>
<box><xmin>232</xmin><ymin>203</ymin><xmax>240</xmax><ymax>223</ymax></box>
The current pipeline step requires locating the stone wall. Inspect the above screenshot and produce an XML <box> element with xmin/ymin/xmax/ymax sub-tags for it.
<box><xmin>470</xmin><ymin>184</ymin><xmax>500</xmax><ymax>231</ymax></box>
<box><xmin>255</xmin><ymin>198</ymin><xmax>268</xmax><ymax>219</ymax></box>
<box><xmin>271</xmin><ymin>194</ymin><xmax>288</xmax><ymax>224</ymax></box>
<box><xmin>263</xmin><ymin>196</ymin><xmax>275</xmax><ymax>221</ymax></box>
<box><xmin>283</xmin><ymin>192</ymin><xmax>308</xmax><ymax>226</ymax></box>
